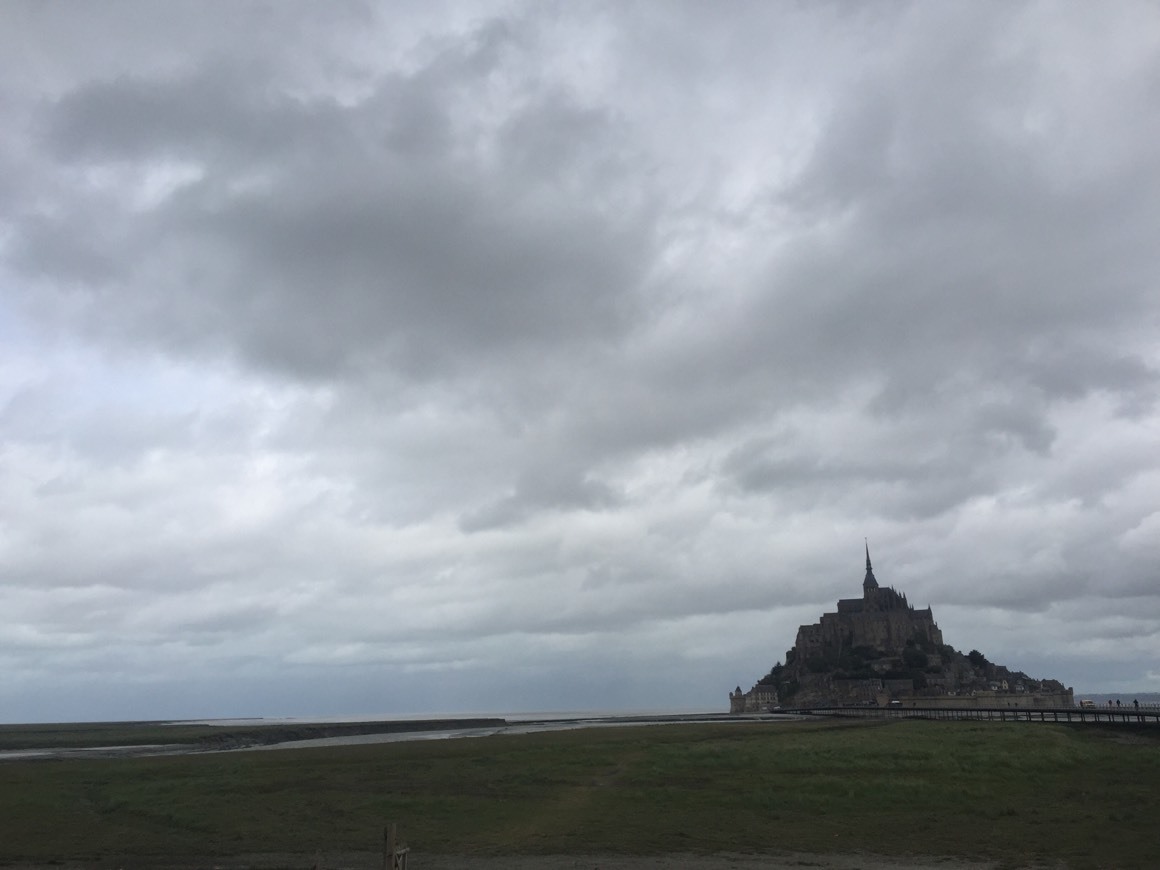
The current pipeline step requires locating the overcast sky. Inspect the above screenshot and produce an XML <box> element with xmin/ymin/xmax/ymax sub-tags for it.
<box><xmin>1</xmin><ymin>1</ymin><xmax>1158</xmax><ymax>722</ymax></box>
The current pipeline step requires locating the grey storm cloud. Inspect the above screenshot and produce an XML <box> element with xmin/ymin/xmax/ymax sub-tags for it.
<box><xmin>17</xmin><ymin>42</ymin><xmax>653</xmax><ymax>379</ymax></box>
<box><xmin>0</xmin><ymin>0</ymin><xmax>1158</xmax><ymax>721</ymax></box>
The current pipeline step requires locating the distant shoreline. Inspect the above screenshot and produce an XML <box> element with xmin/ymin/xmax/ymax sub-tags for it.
<box><xmin>0</xmin><ymin>710</ymin><xmax>784</xmax><ymax>761</ymax></box>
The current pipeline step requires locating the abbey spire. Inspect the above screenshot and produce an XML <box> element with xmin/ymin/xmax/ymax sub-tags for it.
<box><xmin>863</xmin><ymin>540</ymin><xmax>878</xmax><ymax>590</ymax></box>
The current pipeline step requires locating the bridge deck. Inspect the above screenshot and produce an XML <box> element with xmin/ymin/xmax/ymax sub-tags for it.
<box><xmin>780</xmin><ymin>705</ymin><xmax>1160</xmax><ymax>724</ymax></box>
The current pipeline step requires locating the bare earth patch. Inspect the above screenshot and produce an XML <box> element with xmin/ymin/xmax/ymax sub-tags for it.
<box><xmin>412</xmin><ymin>853</ymin><xmax>999</xmax><ymax>870</ymax></box>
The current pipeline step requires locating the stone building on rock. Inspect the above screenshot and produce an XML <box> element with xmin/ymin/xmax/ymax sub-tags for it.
<box><xmin>793</xmin><ymin>544</ymin><xmax>943</xmax><ymax>661</ymax></box>
<box><xmin>730</xmin><ymin>545</ymin><xmax>1073</xmax><ymax>711</ymax></box>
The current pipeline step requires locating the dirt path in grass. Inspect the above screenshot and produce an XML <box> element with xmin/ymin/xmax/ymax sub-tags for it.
<box><xmin>2</xmin><ymin>851</ymin><xmax>999</xmax><ymax>869</ymax></box>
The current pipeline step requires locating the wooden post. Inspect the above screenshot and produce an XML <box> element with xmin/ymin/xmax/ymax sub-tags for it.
<box><xmin>384</xmin><ymin>822</ymin><xmax>396</xmax><ymax>870</ymax></box>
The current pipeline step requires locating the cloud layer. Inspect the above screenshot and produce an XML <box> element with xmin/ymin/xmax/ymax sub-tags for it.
<box><xmin>1</xmin><ymin>1</ymin><xmax>1158</xmax><ymax>720</ymax></box>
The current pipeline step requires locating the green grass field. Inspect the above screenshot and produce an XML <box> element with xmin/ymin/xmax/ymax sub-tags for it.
<box><xmin>0</xmin><ymin>718</ymin><xmax>1157</xmax><ymax>868</ymax></box>
<box><xmin>0</xmin><ymin>720</ymin><xmax>222</xmax><ymax>751</ymax></box>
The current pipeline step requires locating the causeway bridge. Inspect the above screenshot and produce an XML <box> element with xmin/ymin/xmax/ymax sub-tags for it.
<box><xmin>781</xmin><ymin>705</ymin><xmax>1160</xmax><ymax>725</ymax></box>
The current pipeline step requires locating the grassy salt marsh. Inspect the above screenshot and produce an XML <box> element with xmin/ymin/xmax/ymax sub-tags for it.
<box><xmin>0</xmin><ymin>718</ymin><xmax>1157</xmax><ymax>868</ymax></box>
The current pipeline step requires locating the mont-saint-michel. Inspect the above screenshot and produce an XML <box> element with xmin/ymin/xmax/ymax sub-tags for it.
<box><xmin>731</xmin><ymin>546</ymin><xmax>1074</xmax><ymax>711</ymax></box>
